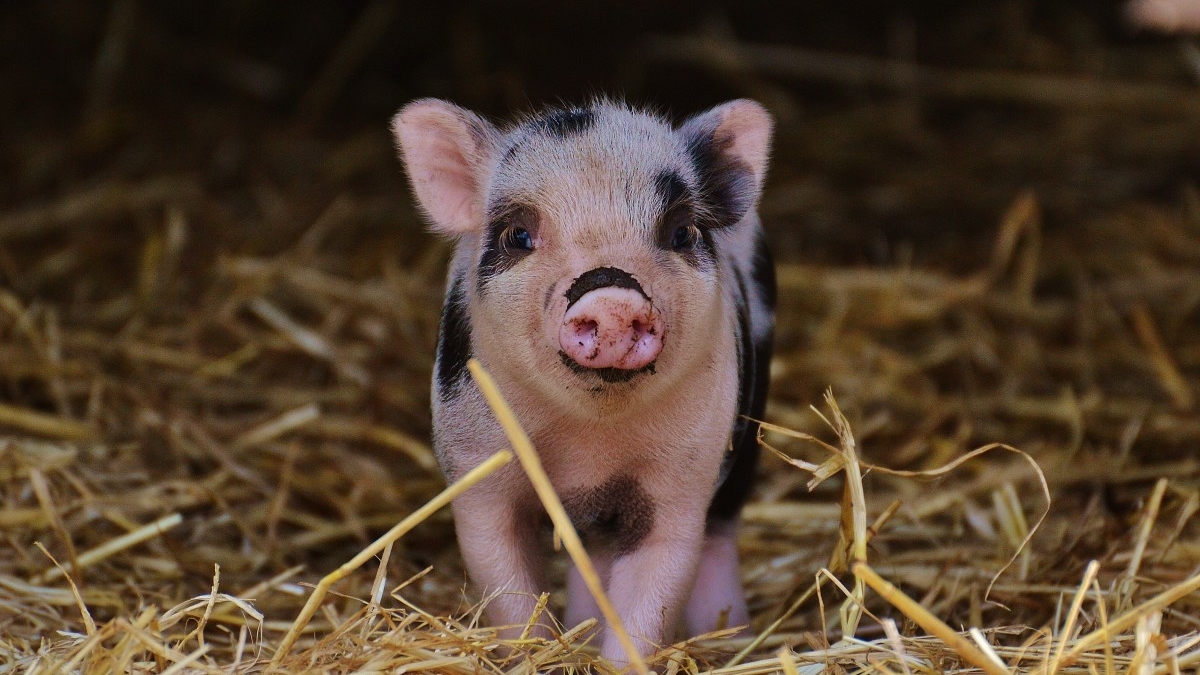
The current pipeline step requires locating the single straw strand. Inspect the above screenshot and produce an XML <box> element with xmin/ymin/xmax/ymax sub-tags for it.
<box><xmin>1049</xmin><ymin>560</ymin><xmax>1101</xmax><ymax>675</ymax></box>
<box><xmin>0</xmin><ymin>401</ymin><xmax>93</xmax><ymax>440</ymax></box>
<box><xmin>36</xmin><ymin>512</ymin><xmax>183</xmax><ymax>584</ymax></box>
<box><xmin>1126</xmin><ymin>478</ymin><xmax>1169</xmax><ymax>581</ymax></box>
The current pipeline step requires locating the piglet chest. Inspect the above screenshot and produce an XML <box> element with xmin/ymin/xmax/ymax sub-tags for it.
<box><xmin>560</xmin><ymin>474</ymin><xmax>656</xmax><ymax>553</ymax></box>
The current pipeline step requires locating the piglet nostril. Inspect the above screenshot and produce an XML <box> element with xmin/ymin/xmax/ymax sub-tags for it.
<box><xmin>630</xmin><ymin>319</ymin><xmax>644</xmax><ymax>337</ymax></box>
<box><xmin>568</xmin><ymin>319</ymin><xmax>599</xmax><ymax>351</ymax></box>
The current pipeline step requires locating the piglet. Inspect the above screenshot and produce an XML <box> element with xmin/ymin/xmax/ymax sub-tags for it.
<box><xmin>391</xmin><ymin>98</ymin><xmax>775</xmax><ymax>663</ymax></box>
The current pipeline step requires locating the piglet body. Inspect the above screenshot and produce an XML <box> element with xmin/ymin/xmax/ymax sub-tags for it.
<box><xmin>392</xmin><ymin>98</ymin><xmax>775</xmax><ymax>662</ymax></box>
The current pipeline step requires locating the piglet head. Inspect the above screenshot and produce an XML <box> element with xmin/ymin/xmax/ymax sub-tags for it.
<box><xmin>393</xmin><ymin>98</ymin><xmax>772</xmax><ymax>409</ymax></box>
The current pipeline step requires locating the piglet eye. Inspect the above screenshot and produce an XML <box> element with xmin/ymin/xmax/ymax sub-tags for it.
<box><xmin>501</xmin><ymin>226</ymin><xmax>534</xmax><ymax>252</ymax></box>
<box><xmin>671</xmin><ymin>223</ymin><xmax>701</xmax><ymax>252</ymax></box>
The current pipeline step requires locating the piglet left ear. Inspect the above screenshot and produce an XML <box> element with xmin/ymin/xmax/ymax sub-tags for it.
<box><xmin>680</xmin><ymin>99</ymin><xmax>774</xmax><ymax>227</ymax></box>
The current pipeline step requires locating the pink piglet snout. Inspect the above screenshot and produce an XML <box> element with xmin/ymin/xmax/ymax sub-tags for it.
<box><xmin>559</xmin><ymin>287</ymin><xmax>663</xmax><ymax>371</ymax></box>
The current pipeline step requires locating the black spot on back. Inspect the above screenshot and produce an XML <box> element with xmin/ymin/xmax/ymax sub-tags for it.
<box><xmin>686</xmin><ymin>126</ymin><xmax>756</xmax><ymax>229</ymax></box>
<box><xmin>562</xmin><ymin>474</ymin><xmax>656</xmax><ymax>554</ymax></box>
<box><xmin>708</xmin><ymin>269</ymin><xmax>773</xmax><ymax>525</ymax></box>
<box><xmin>564</xmin><ymin>266</ymin><xmax>647</xmax><ymax>307</ymax></box>
<box><xmin>751</xmin><ymin>227</ymin><xmax>777</xmax><ymax>309</ymax></box>
<box><xmin>435</xmin><ymin>275</ymin><xmax>472</xmax><ymax>402</ymax></box>
<box><xmin>534</xmin><ymin>106</ymin><xmax>596</xmax><ymax>138</ymax></box>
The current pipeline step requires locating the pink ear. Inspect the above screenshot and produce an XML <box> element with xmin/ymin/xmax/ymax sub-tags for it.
<box><xmin>683</xmin><ymin>99</ymin><xmax>774</xmax><ymax>197</ymax></box>
<box><xmin>391</xmin><ymin>99</ymin><xmax>498</xmax><ymax>236</ymax></box>
<box><xmin>1126</xmin><ymin>0</ymin><xmax>1200</xmax><ymax>31</ymax></box>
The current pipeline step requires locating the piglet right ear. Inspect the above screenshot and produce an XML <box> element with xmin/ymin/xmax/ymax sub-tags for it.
<box><xmin>392</xmin><ymin>99</ymin><xmax>499</xmax><ymax>236</ymax></box>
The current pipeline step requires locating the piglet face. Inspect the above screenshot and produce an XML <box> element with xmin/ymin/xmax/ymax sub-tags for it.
<box><xmin>475</xmin><ymin>120</ymin><xmax>725</xmax><ymax>403</ymax></box>
<box><xmin>393</xmin><ymin>99</ymin><xmax>772</xmax><ymax>411</ymax></box>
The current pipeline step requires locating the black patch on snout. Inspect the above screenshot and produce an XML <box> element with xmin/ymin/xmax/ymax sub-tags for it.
<box><xmin>562</xmin><ymin>474</ymin><xmax>656</xmax><ymax>554</ymax></box>
<box><xmin>564</xmin><ymin>267</ymin><xmax>648</xmax><ymax>308</ymax></box>
<box><xmin>534</xmin><ymin>106</ymin><xmax>596</xmax><ymax>137</ymax></box>
<box><xmin>559</xmin><ymin>351</ymin><xmax>656</xmax><ymax>383</ymax></box>
<box><xmin>435</xmin><ymin>275</ymin><xmax>472</xmax><ymax>402</ymax></box>
<box><xmin>686</xmin><ymin>125</ymin><xmax>756</xmax><ymax>230</ymax></box>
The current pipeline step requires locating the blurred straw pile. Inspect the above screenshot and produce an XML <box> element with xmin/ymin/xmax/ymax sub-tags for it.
<box><xmin>2</xmin><ymin>2</ymin><xmax>1199</xmax><ymax>673</ymax></box>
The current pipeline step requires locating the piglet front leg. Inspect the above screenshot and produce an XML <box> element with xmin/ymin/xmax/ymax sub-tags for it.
<box><xmin>566</xmin><ymin>555</ymin><xmax>611</xmax><ymax>631</ymax></box>
<box><xmin>599</xmin><ymin>497</ymin><xmax>709</xmax><ymax>664</ymax></box>
<box><xmin>451</xmin><ymin>486</ymin><xmax>552</xmax><ymax>642</ymax></box>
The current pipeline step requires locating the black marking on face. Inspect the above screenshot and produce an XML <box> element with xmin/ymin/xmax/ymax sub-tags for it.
<box><xmin>559</xmin><ymin>351</ymin><xmax>656</xmax><ymax>383</ymax></box>
<box><xmin>500</xmin><ymin>141</ymin><xmax>520</xmax><ymax>165</ymax></box>
<box><xmin>655</xmin><ymin>170</ymin><xmax>689</xmax><ymax>209</ymax></box>
<box><xmin>707</xmin><ymin>270</ymin><xmax>772</xmax><ymax>525</ymax></box>
<box><xmin>695</xmin><ymin>225</ymin><xmax>717</xmax><ymax>267</ymax></box>
<box><xmin>562</xmin><ymin>474</ymin><xmax>656</xmax><ymax>554</ymax></box>
<box><xmin>533</xmin><ymin>106</ymin><xmax>596</xmax><ymax>138</ymax></box>
<box><xmin>436</xmin><ymin>275</ymin><xmax>472</xmax><ymax>402</ymax></box>
<box><xmin>655</xmin><ymin>170</ymin><xmax>716</xmax><ymax>268</ymax></box>
<box><xmin>686</xmin><ymin>124</ymin><xmax>756</xmax><ymax>230</ymax></box>
<box><xmin>478</xmin><ymin>204</ymin><xmax>537</xmax><ymax>290</ymax></box>
<box><xmin>563</xmin><ymin>266</ymin><xmax>648</xmax><ymax>308</ymax></box>
<box><xmin>498</xmin><ymin>107</ymin><xmax>593</xmax><ymax>164</ymax></box>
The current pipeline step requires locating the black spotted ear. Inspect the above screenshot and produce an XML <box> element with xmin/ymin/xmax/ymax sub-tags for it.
<box><xmin>680</xmin><ymin>99</ymin><xmax>774</xmax><ymax>228</ymax></box>
<box><xmin>391</xmin><ymin>99</ymin><xmax>499</xmax><ymax>236</ymax></box>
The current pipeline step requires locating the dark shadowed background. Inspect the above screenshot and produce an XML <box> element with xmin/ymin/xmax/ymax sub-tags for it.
<box><xmin>6</xmin><ymin>1</ymin><xmax>1198</xmax><ymax>263</ymax></box>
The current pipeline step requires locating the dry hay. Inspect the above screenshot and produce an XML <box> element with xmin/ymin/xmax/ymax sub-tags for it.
<box><xmin>2</xmin><ymin>173</ymin><xmax>1198</xmax><ymax>673</ymax></box>
<box><xmin>3</xmin><ymin>11</ymin><xmax>1200</xmax><ymax>674</ymax></box>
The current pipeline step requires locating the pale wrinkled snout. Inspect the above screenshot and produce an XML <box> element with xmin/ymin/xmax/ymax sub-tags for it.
<box><xmin>559</xmin><ymin>287</ymin><xmax>663</xmax><ymax>371</ymax></box>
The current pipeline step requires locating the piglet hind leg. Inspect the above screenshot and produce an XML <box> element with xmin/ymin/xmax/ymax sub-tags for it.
<box><xmin>684</xmin><ymin>519</ymin><xmax>749</xmax><ymax>637</ymax></box>
<box><xmin>565</xmin><ymin>553</ymin><xmax>611</xmax><ymax>633</ymax></box>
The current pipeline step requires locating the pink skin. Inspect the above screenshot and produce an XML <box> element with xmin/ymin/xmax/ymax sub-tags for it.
<box><xmin>564</xmin><ymin>522</ymin><xmax>750</xmax><ymax>642</ymax></box>
<box><xmin>565</xmin><ymin>557</ymin><xmax>608</xmax><ymax>631</ymax></box>
<box><xmin>1127</xmin><ymin>0</ymin><xmax>1200</xmax><ymax>31</ymax></box>
<box><xmin>684</xmin><ymin>521</ymin><xmax>750</xmax><ymax>637</ymax></box>
<box><xmin>559</xmin><ymin>287</ymin><xmax>663</xmax><ymax>370</ymax></box>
